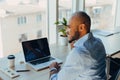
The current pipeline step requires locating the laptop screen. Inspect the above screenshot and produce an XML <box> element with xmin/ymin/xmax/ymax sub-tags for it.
<box><xmin>22</xmin><ymin>38</ymin><xmax>51</xmax><ymax>62</ymax></box>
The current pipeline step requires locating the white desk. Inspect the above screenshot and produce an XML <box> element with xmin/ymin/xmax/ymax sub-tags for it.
<box><xmin>0</xmin><ymin>45</ymin><xmax>70</xmax><ymax>80</ymax></box>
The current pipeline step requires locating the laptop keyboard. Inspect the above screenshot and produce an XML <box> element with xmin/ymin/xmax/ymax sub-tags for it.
<box><xmin>30</xmin><ymin>57</ymin><xmax>55</xmax><ymax>65</ymax></box>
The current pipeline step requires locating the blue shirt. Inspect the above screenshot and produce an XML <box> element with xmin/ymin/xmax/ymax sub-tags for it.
<box><xmin>50</xmin><ymin>32</ymin><xmax>106</xmax><ymax>80</ymax></box>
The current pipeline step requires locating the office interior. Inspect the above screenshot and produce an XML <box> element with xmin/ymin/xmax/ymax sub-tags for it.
<box><xmin>0</xmin><ymin>0</ymin><xmax>120</xmax><ymax>80</ymax></box>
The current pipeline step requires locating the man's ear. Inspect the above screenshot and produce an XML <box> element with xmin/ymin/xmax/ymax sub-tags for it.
<box><xmin>78</xmin><ymin>24</ymin><xmax>85</xmax><ymax>32</ymax></box>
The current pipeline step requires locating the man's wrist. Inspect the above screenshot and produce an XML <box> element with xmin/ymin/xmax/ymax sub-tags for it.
<box><xmin>50</xmin><ymin>67</ymin><xmax>57</xmax><ymax>72</ymax></box>
<box><xmin>49</xmin><ymin>67</ymin><xmax>58</xmax><ymax>76</ymax></box>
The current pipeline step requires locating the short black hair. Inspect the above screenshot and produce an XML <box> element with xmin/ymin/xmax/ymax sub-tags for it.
<box><xmin>73</xmin><ymin>11</ymin><xmax>91</xmax><ymax>33</ymax></box>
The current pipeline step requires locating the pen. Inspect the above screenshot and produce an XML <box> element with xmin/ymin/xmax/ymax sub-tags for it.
<box><xmin>16</xmin><ymin>70</ymin><xmax>30</xmax><ymax>72</ymax></box>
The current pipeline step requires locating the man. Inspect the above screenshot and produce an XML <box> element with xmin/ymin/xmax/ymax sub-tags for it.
<box><xmin>49</xmin><ymin>11</ymin><xmax>106</xmax><ymax>80</ymax></box>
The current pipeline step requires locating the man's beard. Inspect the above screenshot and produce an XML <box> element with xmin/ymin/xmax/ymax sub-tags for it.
<box><xmin>68</xmin><ymin>38</ymin><xmax>76</xmax><ymax>43</ymax></box>
<box><xmin>68</xmin><ymin>31</ymin><xmax>79</xmax><ymax>43</ymax></box>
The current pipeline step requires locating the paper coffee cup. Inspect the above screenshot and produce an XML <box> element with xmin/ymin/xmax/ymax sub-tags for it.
<box><xmin>7</xmin><ymin>55</ymin><xmax>15</xmax><ymax>68</ymax></box>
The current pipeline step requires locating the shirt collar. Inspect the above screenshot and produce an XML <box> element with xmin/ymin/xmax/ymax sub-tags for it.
<box><xmin>74</xmin><ymin>32</ymin><xmax>92</xmax><ymax>47</ymax></box>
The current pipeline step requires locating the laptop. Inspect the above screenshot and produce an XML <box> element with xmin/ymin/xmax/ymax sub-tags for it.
<box><xmin>22</xmin><ymin>38</ymin><xmax>62</xmax><ymax>71</ymax></box>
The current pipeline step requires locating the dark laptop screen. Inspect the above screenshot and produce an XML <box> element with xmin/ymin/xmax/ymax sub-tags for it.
<box><xmin>22</xmin><ymin>38</ymin><xmax>51</xmax><ymax>62</ymax></box>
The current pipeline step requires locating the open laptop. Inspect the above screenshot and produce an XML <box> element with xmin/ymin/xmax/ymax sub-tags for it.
<box><xmin>22</xmin><ymin>38</ymin><xmax>62</xmax><ymax>71</ymax></box>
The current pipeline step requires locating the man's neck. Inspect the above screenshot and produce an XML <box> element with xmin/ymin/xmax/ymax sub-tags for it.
<box><xmin>79</xmin><ymin>31</ymin><xmax>88</xmax><ymax>39</ymax></box>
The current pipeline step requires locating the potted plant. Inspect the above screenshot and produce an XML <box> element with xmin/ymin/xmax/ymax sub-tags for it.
<box><xmin>55</xmin><ymin>17</ymin><xmax>68</xmax><ymax>46</ymax></box>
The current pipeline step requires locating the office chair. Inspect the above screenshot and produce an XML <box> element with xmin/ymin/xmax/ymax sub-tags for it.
<box><xmin>109</xmin><ymin>57</ymin><xmax>120</xmax><ymax>80</ymax></box>
<box><xmin>115</xmin><ymin>68</ymin><xmax>120</xmax><ymax>80</ymax></box>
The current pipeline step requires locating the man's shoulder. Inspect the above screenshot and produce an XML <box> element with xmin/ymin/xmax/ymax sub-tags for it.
<box><xmin>83</xmin><ymin>33</ymin><xmax>105</xmax><ymax>50</ymax></box>
<box><xmin>88</xmin><ymin>32</ymin><xmax>103</xmax><ymax>45</ymax></box>
<box><xmin>72</xmin><ymin>45</ymin><xmax>90</xmax><ymax>55</ymax></box>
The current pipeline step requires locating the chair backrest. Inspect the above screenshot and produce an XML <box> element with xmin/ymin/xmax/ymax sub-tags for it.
<box><xmin>109</xmin><ymin>57</ymin><xmax>120</xmax><ymax>80</ymax></box>
<box><xmin>115</xmin><ymin>69</ymin><xmax>120</xmax><ymax>80</ymax></box>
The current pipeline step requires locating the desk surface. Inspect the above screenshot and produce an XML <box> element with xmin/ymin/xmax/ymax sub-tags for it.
<box><xmin>0</xmin><ymin>45</ymin><xmax>70</xmax><ymax>80</ymax></box>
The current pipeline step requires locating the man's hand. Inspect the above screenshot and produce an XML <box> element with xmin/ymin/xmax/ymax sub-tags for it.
<box><xmin>70</xmin><ymin>40</ymin><xmax>75</xmax><ymax>49</ymax></box>
<box><xmin>49</xmin><ymin>62</ymin><xmax>60</xmax><ymax>76</ymax></box>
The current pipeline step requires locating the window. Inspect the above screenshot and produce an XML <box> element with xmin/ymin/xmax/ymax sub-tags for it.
<box><xmin>58</xmin><ymin>0</ymin><xmax>72</xmax><ymax>21</ymax></box>
<box><xmin>36</xmin><ymin>14</ymin><xmax>42</xmax><ymax>22</ymax></box>
<box><xmin>24</xmin><ymin>16</ymin><xmax>26</xmax><ymax>24</ymax></box>
<box><xmin>85</xmin><ymin>0</ymin><xmax>116</xmax><ymax>30</ymax></box>
<box><xmin>19</xmin><ymin>33</ymin><xmax>28</xmax><ymax>42</ymax></box>
<box><xmin>0</xmin><ymin>0</ymin><xmax>47</xmax><ymax>57</ymax></box>
<box><xmin>17</xmin><ymin>16</ymin><xmax>27</xmax><ymax>25</ymax></box>
<box><xmin>37</xmin><ymin>30</ymin><xmax>42</xmax><ymax>38</ymax></box>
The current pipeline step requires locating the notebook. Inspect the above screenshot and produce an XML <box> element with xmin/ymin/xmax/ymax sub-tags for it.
<box><xmin>22</xmin><ymin>38</ymin><xmax>62</xmax><ymax>71</ymax></box>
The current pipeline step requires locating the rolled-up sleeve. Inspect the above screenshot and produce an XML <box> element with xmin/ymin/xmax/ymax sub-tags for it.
<box><xmin>50</xmin><ymin>73</ymin><xmax>57</xmax><ymax>80</ymax></box>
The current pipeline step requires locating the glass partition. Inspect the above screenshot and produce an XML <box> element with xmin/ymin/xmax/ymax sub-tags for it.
<box><xmin>58</xmin><ymin>0</ymin><xmax>72</xmax><ymax>21</ymax></box>
<box><xmin>85</xmin><ymin>0</ymin><xmax>116</xmax><ymax>30</ymax></box>
<box><xmin>0</xmin><ymin>0</ymin><xmax>47</xmax><ymax>57</ymax></box>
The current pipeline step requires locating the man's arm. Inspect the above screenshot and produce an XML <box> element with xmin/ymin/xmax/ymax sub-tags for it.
<box><xmin>49</xmin><ymin>62</ymin><xmax>60</xmax><ymax>80</ymax></box>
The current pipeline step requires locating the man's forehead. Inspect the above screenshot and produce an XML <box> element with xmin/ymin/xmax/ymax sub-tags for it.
<box><xmin>69</xmin><ymin>16</ymin><xmax>80</xmax><ymax>24</ymax></box>
<box><xmin>69</xmin><ymin>16</ymin><xmax>76</xmax><ymax>23</ymax></box>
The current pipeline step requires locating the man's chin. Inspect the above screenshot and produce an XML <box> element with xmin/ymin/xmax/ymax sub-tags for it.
<box><xmin>68</xmin><ymin>36</ymin><xmax>76</xmax><ymax>43</ymax></box>
<box><xmin>68</xmin><ymin>39</ymin><xmax>75</xmax><ymax>43</ymax></box>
